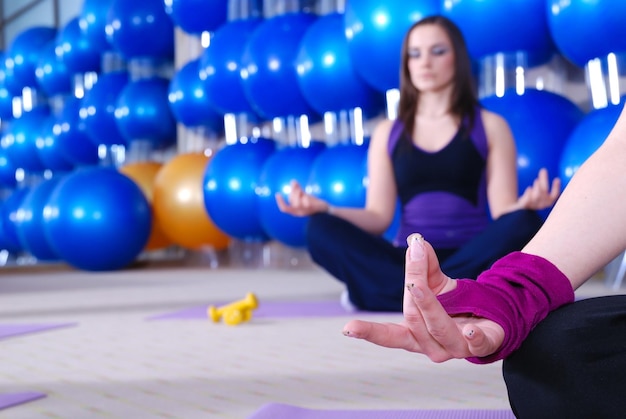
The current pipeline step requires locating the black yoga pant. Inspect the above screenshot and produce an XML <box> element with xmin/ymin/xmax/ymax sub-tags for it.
<box><xmin>306</xmin><ymin>209</ymin><xmax>543</xmax><ymax>311</ymax></box>
<box><xmin>503</xmin><ymin>295</ymin><xmax>626</xmax><ymax>419</ymax></box>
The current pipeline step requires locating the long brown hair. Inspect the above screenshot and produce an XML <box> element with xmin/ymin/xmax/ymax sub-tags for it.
<box><xmin>397</xmin><ymin>15</ymin><xmax>479</xmax><ymax>138</ymax></box>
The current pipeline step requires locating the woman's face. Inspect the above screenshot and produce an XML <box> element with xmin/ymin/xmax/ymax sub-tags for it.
<box><xmin>406</xmin><ymin>24</ymin><xmax>456</xmax><ymax>94</ymax></box>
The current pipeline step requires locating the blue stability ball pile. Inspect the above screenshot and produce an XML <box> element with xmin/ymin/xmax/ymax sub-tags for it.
<box><xmin>344</xmin><ymin>0</ymin><xmax>440</xmax><ymax>93</ymax></box>
<box><xmin>308</xmin><ymin>143</ymin><xmax>368</xmax><ymax>207</ymax></box>
<box><xmin>481</xmin><ymin>89</ymin><xmax>584</xmax><ymax>195</ymax></box>
<box><xmin>241</xmin><ymin>12</ymin><xmax>318</xmax><ymax>120</ymax></box>
<box><xmin>15</xmin><ymin>177</ymin><xmax>63</xmax><ymax>261</ymax></box>
<box><xmin>560</xmin><ymin>104</ymin><xmax>623</xmax><ymax>187</ymax></box>
<box><xmin>257</xmin><ymin>142</ymin><xmax>326</xmax><ymax>248</ymax></box>
<box><xmin>199</xmin><ymin>17</ymin><xmax>263</xmax><ymax>117</ymax></box>
<box><xmin>168</xmin><ymin>58</ymin><xmax>224</xmax><ymax>131</ymax></box>
<box><xmin>442</xmin><ymin>0</ymin><xmax>554</xmax><ymax>64</ymax></box>
<box><xmin>203</xmin><ymin>138</ymin><xmax>276</xmax><ymax>242</ymax></box>
<box><xmin>547</xmin><ymin>0</ymin><xmax>626</xmax><ymax>67</ymax></box>
<box><xmin>296</xmin><ymin>12</ymin><xmax>384</xmax><ymax>116</ymax></box>
<box><xmin>43</xmin><ymin>167</ymin><xmax>152</xmax><ymax>271</ymax></box>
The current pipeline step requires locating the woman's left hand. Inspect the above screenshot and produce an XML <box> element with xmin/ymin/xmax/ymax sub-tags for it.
<box><xmin>342</xmin><ymin>235</ymin><xmax>504</xmax><ymax>362</ymax></box>
<box><xmin>517</xmin><ymin>168</ymin><xmax>561</xmax><ymax>211</ymax></box>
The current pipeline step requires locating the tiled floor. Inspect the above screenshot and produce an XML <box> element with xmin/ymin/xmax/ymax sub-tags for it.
<box><xmin>0</xmin><ymin>249</ymin><xmax>622</xmax><ymax>419</ymax></box>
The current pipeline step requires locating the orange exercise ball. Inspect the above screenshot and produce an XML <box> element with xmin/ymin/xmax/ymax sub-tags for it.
<box><xmin>119</xmin><ymin>161</ymin><xmax>172</xmax><ymax>251</ymax></box>
<box><xmin>153</xmin><ymin>152</ymin><xmax>230</xmax><ymax>251</ymax></box>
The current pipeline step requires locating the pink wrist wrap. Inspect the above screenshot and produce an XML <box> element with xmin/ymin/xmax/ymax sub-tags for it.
<box><xmin>437</xmin><ymin>252</ymin><xmax>575</xmax><ymax>364</ymax></box>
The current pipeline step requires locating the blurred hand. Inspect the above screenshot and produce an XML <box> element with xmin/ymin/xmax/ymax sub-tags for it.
<box><xmin>275</xmin><ymin>180</ymin><xmax>330</xmax><ymax>217</ymax></box>
<box><xmin>342</xmin><ymin>234</ymin><xmax>505</xmax><ymax>362</ymax></box>
<box><xmin>517</xmin><ymin>168</ymin><xmax>561</xmax><ymax>211</ymax></box>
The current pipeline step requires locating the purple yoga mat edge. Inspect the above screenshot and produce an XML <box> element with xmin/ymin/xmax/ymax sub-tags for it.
<box><xmin>247</xmin><ymin>403</ymin><xmax>516</xmax><ymax>419</ymax></box>
<box><xmin>0</xmin><ymin>392</ymin><xmax>46</xmax><ymax>411</ymax></box>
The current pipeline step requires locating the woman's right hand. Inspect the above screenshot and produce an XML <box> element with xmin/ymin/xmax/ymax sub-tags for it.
<box><xmin>275</xmin><ymin>180</ymin><xmax>330</xmax><ymax>217</ymax></box>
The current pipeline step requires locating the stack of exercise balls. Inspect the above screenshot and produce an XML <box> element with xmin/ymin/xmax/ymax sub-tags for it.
<box><xmin>4</xmin><ymin>0</ymin><xmax>626</xmax><ymax>272</ymax></box>
<box><xmin>547</xmin><ymin>0</ymin><xmax>626</xmax><ymax>184</ymax></box>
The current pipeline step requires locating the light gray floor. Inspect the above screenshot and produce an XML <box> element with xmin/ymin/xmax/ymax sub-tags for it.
<box><xmin>0</xmin><ymin>249</ymin><xmax>622</xmax><ymax>419</ymax></box>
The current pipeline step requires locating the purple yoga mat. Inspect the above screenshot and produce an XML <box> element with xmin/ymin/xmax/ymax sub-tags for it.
<box><xmin>0</xmin><ymin>392</ymin><xmax>46</xmax><ymax>410</ymax></box>
<box><xmin>147</xmin><ymin>301</ymin><xmax>395</xmax><ymax>321</ymax></box>
<box><xmin>0</xmin><ymin>323</ymin><xmax>77</xmax><ymax>340</ymax></box>
<box><xmin>248</xmin><ymin>403</ymin><xmax>516</xmax><ymax>419</ymax></box>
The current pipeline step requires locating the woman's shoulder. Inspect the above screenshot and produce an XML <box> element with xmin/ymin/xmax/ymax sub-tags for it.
<box><xmin>370</xmin><ymin>117</ymin><xmax>396</xmax><ymax>141</ymax></box>
<box><xmin>368</xmin><ymin>117</ymin><xmax>398</xmax><ymax>153</ymax></box>
<box><xmin>478</xmin><ymin>108</ymin><xmax>510</xmax><ymax>131</ymax></box>
<box><xmin>477</xmin><ymin>107</ymin><xmax>515</xmax><ymax>149</ymax></box>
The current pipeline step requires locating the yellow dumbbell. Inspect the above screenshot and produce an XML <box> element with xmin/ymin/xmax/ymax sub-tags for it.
<box><xmin>207</xmin><ymin>293</ymin><xmax>258</xmax><ymax>326</ymax></box>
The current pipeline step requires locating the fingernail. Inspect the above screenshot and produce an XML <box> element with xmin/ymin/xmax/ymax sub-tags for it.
<box><xmin>407</xmin><ymin>233</ymin><xmax>424</xmax><ymax>260</ymax></box>
<box><xmin>407</xmin><ymin>283</ymin><xmax>423</xmax><ymax>300</ymax></box>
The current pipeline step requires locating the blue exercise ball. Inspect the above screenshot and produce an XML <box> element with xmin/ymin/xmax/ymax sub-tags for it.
<box><xmin>0</xmin><ymin>53</ymin><xmax>15</xmax><ymax>120</ymax></box>
<box><xmin>344</xmin><ymin>0</ymin><xmax>440</xmax><ymax>93</ymax></box>
<box><xmin>81</xmin><ymin>70</ymin><xmax>130</xmax><ymax>147</ymax></box>
<box><xmin>241</xmin><ymin>12</ymin><xmax>319</xmax><ymax>120</ymax></box>
<box><xmin>4</xmin><ymin>26</ymin><xmax>57</xmax><ymax>95</ymax></box>
<box><xmin>547</xmin><ymin>0</ymin><xmax>626</xmax><ymax>68</ymax></box>
<box><xmin>560</xmin><ymin>104</ymin><xmax>623</xmax><ymax>187</ymax></box>
<box><xmin>442</xmin><ymin>0</ymin><xmax>554</xmax><ymax>64</ymax></box>
<box><xmin>55</xmin><ymin>17</ymin><xmax>102</xmax><ymax>75</ymax></box>
<box><xmin>199</xmin><ymin>17</ymin><xmax>263</xmax><ymax>117</ymax></box>
<box><xmin>35</xmin><ymin>40</ymin><xmax>72</xmax><ymax>97</ymax></box>
<box><xmin>37</xmin><ymin>114</ymin><xmax>75</xmax><ymax>172</ymax></box>
<box><xmin>115</xmin><ymin>77</ymin><xmax>176</xmax><ymax>149</ymax></box>
<box><xmin>296</xmin><ymin>12</ymin><xmax>385</xmax><ymax>116</ymax></box>
<box><xmin>0</xmin><ymin>146</ymin><xmax>17</xmax><ymax>189</ymax></box>
<box><xmin>203</xmin><ymin>137</ymin><xmax>276</xmax><ymax>242</ymax></box>
<box><xmin>1</xmin><ymin>107</ymin><xmax>50</xmax><ymax>172</ymax></box>
<box><xmin>1</xmin><ymin>187</ymin><xmax>30</xmax><ymax>253</ymax></box>
<box><xmin>308</xmin><ymin>142</ymin><xmax>368</xmax><ymax>207</ymax></box>
<box><xmin>481</xmin><ymin>89</ymin><xmax>584</xmax><ymax>196</ymax></box>
<box><xmin>168</xmin><ymin>58</ymin><xmax>224</xmax><ymax>130</ymax></box>
<box><xmin>164</xmin><ymin>0</ymin><xmax>228</xmax><ymax>35</ymax></box>
<box><xmin>79</xmin><ymin>0</ymin><xmax>114</xmax><ymax>52</ymax></box>
<box><xmin>107</xmin><ymin>0</ymin><xmax>174</xmax><ymax>61</ymax></box>
<box><xmin>15</xmin><ymin>176</ymin><xmax>63</xmax><ymax>261</ymax></box>
<box><xmin>43</xmin><ymin>166</ymin><xmax>152</xmax><ymax>271</ymax></box>
<box><xmin>54</xmin><ymin>96</ymin><xmax>100</xmax><ymax>166</ymax></box>
<box><xmin>257</xmin><ymin>142</ymin><xmax>326</xmax><ymax>248</ymax></box>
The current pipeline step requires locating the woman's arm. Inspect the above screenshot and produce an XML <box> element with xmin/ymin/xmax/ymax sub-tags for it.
<box><xmin>482</xmin><ymin>109</ymin><xmax>521</xmax><ymax>219</ymax></box>
<box><xmin>482</xmin><ymin>109</ymin><xmax>560</xmax><ymax>218</ymax></box>
<box><xmin>523</xmin><ymin>103</ymin><xmax>626</xmax><ymax>289</ymax></box>
<box><xmin>275</xmin><ymin>119</ymin><xmax>398</xmax><ymax>235</ymax></box>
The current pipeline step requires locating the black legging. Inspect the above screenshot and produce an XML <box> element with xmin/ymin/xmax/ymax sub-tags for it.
<box><xmin>306</xmin><ymin>209</ymin><xmax>543</xmax><ymax>311</ymax></box>
<box><xmin>503</xmin><ymin>295</ymin><xmax>626</xmax><ymax>419</ymax></box>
